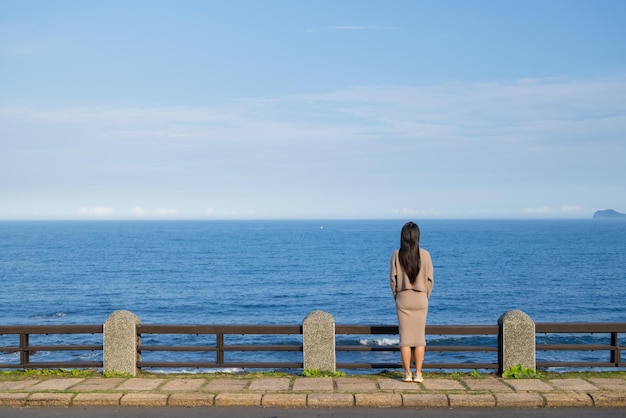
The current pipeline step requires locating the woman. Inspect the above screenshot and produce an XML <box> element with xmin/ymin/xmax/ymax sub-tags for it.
<box><xmin>390</xmin><ymin>222</ymin><xmax>434</xmax><ymax>383</ymax></box>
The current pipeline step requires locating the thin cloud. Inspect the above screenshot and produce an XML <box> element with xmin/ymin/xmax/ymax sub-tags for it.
<box><xmin>522</xmin><ymin>206</ymin><xmax>584</xmax><ymax>215</ymax></box>
<box><xmin>522</xmin><ymin>206</ymin><xmax>553</xmax><ymax>214</ymax></box>
<box><xmin>4</xmin><ymin>74</ymin><xmax>624</xmax><ymax>148</ymax></box>
<box><xmin>131</xmin><ymin>207</ymin><xmax>179</xmax><ymax>217</ymax></box>
<box><xmin>329</xmin><ymin>25</ymin><xmax>376</xmax><ymax>30</ymax></box>
<box><xmin>327</xmin><ymin>24</ymin><xmax>400</xmax><ymax>31</ymax></box>
<box><xmin>131</xmin><ymin>207</ymin><xmax>148</xmax><ymax>216</ymax></box>
<box><xmin>560</xmin><ymin>205</ymin><xmax>583</xmax><ymax>213</ymax></box>
<box><xmin>206</xmin><ymin>208</ymin><xmax>257</xmax><ymax>218</ymax></box>
<box><xmin>391</xmin><ymin>208</ymin><xmax>442</xmax><ymax>217</ymax></box>
<box><xmin>153</xmin><ymin>208</ymin><xmax>178</xmax><ymax>216</ymax></box>
<box><xmin>76</xmin><ymin>207</ymin><xmax>114</xmax><ymax>216</ymax></box>
<box><xmin>304</xmin><ymin>24</ymin><xmax>399</xmax><ymax>33</ymax></box>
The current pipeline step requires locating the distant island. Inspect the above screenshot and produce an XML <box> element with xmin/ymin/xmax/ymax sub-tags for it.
<box><xmin>592</xmin><ymin>209</ymin><xmax>626</xmax><ymax>219</ymax></box>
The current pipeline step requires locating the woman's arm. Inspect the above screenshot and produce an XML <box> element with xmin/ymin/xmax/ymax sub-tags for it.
<box><xmin>390</xmin><ymin>251</ymin><xmax>398</xmax><ymax>298</ymax></box>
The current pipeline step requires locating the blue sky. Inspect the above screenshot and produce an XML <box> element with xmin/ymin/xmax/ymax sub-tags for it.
<box><xmin>1</xmin><ymin>0</ymin><xmax>625</xmax><ymax>220</ymax></box>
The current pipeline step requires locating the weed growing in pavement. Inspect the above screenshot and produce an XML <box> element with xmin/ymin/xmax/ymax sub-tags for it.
<box><xmin>502</xmin><ymin>364</ymin><xmax>542</xmax><ymax>379</ymax></box>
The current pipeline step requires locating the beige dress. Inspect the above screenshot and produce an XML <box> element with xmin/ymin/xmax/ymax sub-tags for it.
<box><xmin>390</xmin><ymin>248</ymin><xmax>434</xmax><ymax>347</ymax></box>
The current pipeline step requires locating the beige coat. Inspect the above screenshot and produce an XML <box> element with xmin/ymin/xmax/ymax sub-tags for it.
<box><xmin>390</xmin><ymin>248</ymin><xmax>434</xmax><ymax>299</ymax></box>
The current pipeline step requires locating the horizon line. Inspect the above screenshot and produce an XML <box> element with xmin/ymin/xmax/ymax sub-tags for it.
<box><xmin>0</xmin><ymin>217</ymin><xmax>605</xmax><ymax>222</ymax></box>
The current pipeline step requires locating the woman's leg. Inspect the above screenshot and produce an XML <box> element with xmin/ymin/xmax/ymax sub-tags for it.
<box><xmin>413</xmin><ymin>345</ymin><xmax>425</xmax><ymax>381</ymax></box>
<box><xmin>400</xmin><ymin>346</ymin><xmax>412</xmax><ymax>374</ymax></box>
<box><xmin>415</xmin><ymin>345</ymin><xmax>425</xmax><ymax>372</ymax></box>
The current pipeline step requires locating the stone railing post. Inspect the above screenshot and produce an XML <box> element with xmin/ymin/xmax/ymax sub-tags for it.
<box><xmin>302</xmin><ymin>310</ymin><xmax>336</xmax><ymax>373</ymax></box>
<box><xmin>103</xmin><ymin>310</ymin><xmax>141</xmax><ymax>376</ymax></box>
<box><xmin>498</xmin><ymin>309</ymin><xmax>536</xmax><ymax>375</ymax></box>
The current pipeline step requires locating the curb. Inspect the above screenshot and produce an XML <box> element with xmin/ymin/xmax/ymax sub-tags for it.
<box><xmin>2</xmin><ymin>392</ymin><xmax>626</xmax><ymax>408</ymax></box>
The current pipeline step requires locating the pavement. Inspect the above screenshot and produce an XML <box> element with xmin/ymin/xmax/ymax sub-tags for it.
<box><xmin>0</xmin><ymin>373</ymin><xmax>625</xmax><ymax>409</ymax></box>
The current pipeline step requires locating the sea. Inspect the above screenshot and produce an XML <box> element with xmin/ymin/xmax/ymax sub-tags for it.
<box><xmin>1</xmin><ymin>219</ymin><xmax>625</xmax><ymax>372</ymax></box>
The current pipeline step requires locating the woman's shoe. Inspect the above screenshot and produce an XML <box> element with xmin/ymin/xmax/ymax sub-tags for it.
<box><xmin>414</xmin><ymin>372</ymin><xmax>424</xmax><ymax>383</ymax></box>
<box><xmin>403</xmin><ymin>372</ymin><xmax>413</xmax><ymax>382</ymax></box>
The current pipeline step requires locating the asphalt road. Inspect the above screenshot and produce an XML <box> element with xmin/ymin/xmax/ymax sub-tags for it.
<box><xmin>1</xmin><ymin>408</ymin><xmax>625</xmax><ymax>418</ymax></box>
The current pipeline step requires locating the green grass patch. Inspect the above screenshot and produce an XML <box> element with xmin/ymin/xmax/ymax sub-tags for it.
<box><xmin>538</xmin><ymin>370</ymin><xmax>626</xmax><ymax>379</ymax></box>
<box><xmin>302</xmin><ymin>369</ymin><xmax>346</xmax><ymax>377</ymax></box>
<box><xmin>1</xmin><ymin>369</ymin><xmax>99</xmax><ymax>378</ymax></box>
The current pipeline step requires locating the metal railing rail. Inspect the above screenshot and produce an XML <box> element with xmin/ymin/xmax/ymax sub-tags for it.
<box><xmin>536</xmin><ymin>323</ymin><xmax>626</xmax><ymax>368</ymax></box>
<box><xmin>136</xmin><ymin>324</ymin><xmax>304</xmax><ymax>370</ymax></box>
<box><xmin>0</xmin><ymin>325</ymin><xmax>103</xmax><ymax>369</ymax></box>
<box><xmin>335</xmin><ymin>324</ymin><xmax>500</xmax><ymax>370</ymax></box>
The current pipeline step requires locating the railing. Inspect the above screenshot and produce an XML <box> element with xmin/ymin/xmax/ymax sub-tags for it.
<box><xmin>136</xmin><ymin>324</ymin><xmax>303</xmax><ymax>370</ymax></box>
<box><xmin>536</xmin><ymin>323</ymin><xmax>625</xmax><ymax>368</ymax></box>
<box><xmin>0</xmin><ymin>321</ymin><xmax>624</xmax><ymax>371</ymax></box>
<box><xmin>136</xmin><ymin>325</ymin><xmax>499</xmax><ymax>371</ymax></box>
<box><xmin>0</xmin><ymin>325</ymin><xmax>103</xmax><ymax>369</ymax></box>
<box><xmin>335</xmin><ymin>325</ymin><xmax>499</xmax><ymax>370</ymax></box>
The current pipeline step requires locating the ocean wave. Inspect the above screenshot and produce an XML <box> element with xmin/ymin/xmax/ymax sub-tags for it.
<box><xmin>142</xmin><ymin>368</ymin><xmax>245</xmax><ymax>374</ymax></box>
<box><xmin>0</xmin><ymin>351</ymin><xmax>19</xmax><ymax>361</ymax></box>
<box><xmin>29</xmin><ymin>312</ymin><xmax>66</xmax><ymax>320</ymax></box>
<box><xmin>359</xmin><ymin>338</ymin><xmax>399</xmax><ymax>346</ymax></box>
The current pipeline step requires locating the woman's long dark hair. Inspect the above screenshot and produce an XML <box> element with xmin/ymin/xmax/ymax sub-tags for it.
<box><xmin>398</xmin><ymin>222</ymin><xmax>421</xmax><ymax>284</ymax></box>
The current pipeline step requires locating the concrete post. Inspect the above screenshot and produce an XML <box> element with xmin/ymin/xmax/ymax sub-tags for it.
<box><xmin>103</xmin><ymin>310</ymin><xmax>141</xmax><ymax>376</ymax></box>
<box><xmin>498</xmin><ymin>309</ymin><xmax>536</xmax><ymax>375</ymax></box>
<box><xmin>303</xmin><ymin>310</ymin><xmax>336</xmax><ymax>373</ymax></box>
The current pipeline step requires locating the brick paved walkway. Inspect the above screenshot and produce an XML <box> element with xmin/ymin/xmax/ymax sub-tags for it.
<box><xmin>0</xmin><ymin>374</ymin><xmax>625</xmax><ymax>408</ymax></box>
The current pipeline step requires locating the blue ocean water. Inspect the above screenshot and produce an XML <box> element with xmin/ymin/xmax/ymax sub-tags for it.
<box><xmin>1</xmin><ymin>219</ymin><xmax>625</xmax><ymax>370</ymax></box>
